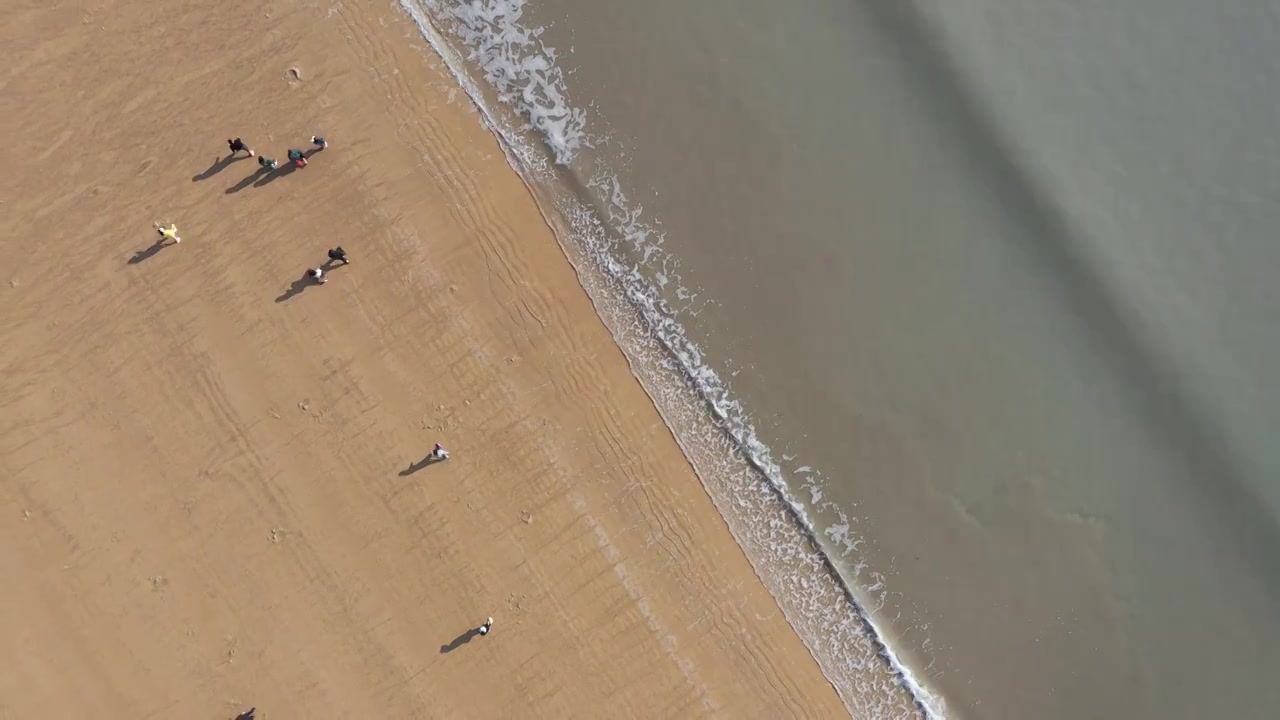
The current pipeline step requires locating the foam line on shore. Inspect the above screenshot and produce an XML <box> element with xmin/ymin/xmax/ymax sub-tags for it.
<box><xmin>396</xmin><ymin>1</ymin><xmax>947</xmax><ymax>715</ymax></box>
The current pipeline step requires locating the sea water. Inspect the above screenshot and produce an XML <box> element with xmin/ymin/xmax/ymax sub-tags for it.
<box><xmin>399</xmin><ymin>0</ymin><xmax>1280</xmax><ymax>717</ymax></box>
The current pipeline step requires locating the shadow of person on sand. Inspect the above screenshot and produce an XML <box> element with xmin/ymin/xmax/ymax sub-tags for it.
<box><xmin>399</xmin><ymin>455</ymin><xmax>446</xmax><ymax>477</ymax></box>
<box><xmin>440</xmin><ymin>627</ymin><xmax>483</xmax><ymax>654</ymax></box>
<box><xmin>253</xmin><ymin>161</ymin><xmax>300</xmax><ymax>188</ymax></box>
<box><xmin>192</xmin><ymin>153</ymin><xmax>247</xmax><ymax>182</ymax></box>
<box><xmin>275</xmin><ymin>271</ymin><xmax>322</xmax><ymax>303</ymax></box>
<box><xmin>225</xmin><ymin>167</ymin><xmax>269</xmax><ymax>194</ymax></box>
<box><xmin>128</xmin><ymin>238</ymin><xmax>171</xmax><ymax>265</ymax></box>
<box><xmin>321</xmin><ymin>256</ymin><xmax>349</xmax><ymax>272</ymax></box>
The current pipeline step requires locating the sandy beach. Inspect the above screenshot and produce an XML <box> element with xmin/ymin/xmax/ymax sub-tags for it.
<box><xmin>0</xmin><ymin>0</ymin><xmax>848</xmax><ymax>717</ymax></box>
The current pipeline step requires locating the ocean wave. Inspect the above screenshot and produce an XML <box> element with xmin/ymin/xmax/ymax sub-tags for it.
<box><xmin>413</xmin><ymin>0</ymin><xmax>588</xmax><ymax>168</ymax></box>
<box><xmin>398</xmin><ymin>0</ymin><xmax>945</xmax><ymax>715</ymax></box>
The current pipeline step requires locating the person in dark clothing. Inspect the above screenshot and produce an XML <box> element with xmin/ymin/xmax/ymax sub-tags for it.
<box><xmin>258</xmin><ymin>155</ymin><xmax>278</xmax><ymax>171</ymax></box>
<box><xmin>311</xmin><ymin>135</ymin><xmax>328</xmax><ymax>149</ymax></box>
<box><xmin>234</xmin><ymin>708</ymin><xmax>256</xmax><ymax>720</ymax></box>
<box><xmin>287</xmin><ymin>148</ymin><xmax>307</xmax><ymax>167</ymax></box>
<box><xmin>327</xmin><ymin>246</ymin><xmax>349</xmax><ymax>265</ymax></box>
<box><xmin>227</xmin><ymin>138</ymin><xmax>255</xmax><ymax>157</ymax></box>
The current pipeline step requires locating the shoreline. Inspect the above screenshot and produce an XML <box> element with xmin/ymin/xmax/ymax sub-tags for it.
<box><xmin>403</xmin><ymin>2</ymin><xmax>935</xmax><ymax>715</ymax></box>
<box><xmin>0</xmin><ymin>0</ymin><xmax>847</xmax><ymax>716</ymax></box>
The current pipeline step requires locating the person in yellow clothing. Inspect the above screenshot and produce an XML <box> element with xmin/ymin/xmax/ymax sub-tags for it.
<box><xmin>154</xmin><ymin>222</ymin><xmax>181</xmax><ymax>244</ymax></box>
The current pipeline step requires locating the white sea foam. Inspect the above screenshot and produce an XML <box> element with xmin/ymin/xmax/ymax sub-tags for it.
<box><xmin>411</xmin><ymin>0</ymin><xmax>588</xmax><ymax>168</ymax></box>
<box><xmin>397</xmin><ymin>0</ymin><xmax>946</xmax><ymax>715</ymax></box>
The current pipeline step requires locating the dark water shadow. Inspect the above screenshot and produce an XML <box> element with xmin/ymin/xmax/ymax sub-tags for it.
<box><xmin>128</xmin><ymin>238</ymin><xmax>170</xmax><ymax>264</ymax></box>
<box><xmin>192</xmin><ymin>154</ymin><xmax>245</xmax><ymax>182</ymax></box>
<box><xmin>304</xmin><ymin>146</ymin><xmax>324</xmax><ymax>160</ymax></box>
<box><xmin>275</xmin><ymin>272</ymin><xmax>320</xmax><ymax>303</ymax></box>
<box><xmin>253</xmin><ymin>161</ymin><xmax>300</xmax><ymax>188</ymax></box>
<box><xmin>225</xmin><ymin>167</ymin><xmax>268</xmax><ymax>194</ymax></box>
<box><xmin>440</xmin><ymin>627</ymin><xmax>482</xmax><ymax>654</ymax></box>
<box><xmin>861</xmin><ymin>0</ymin><xmax>1280</xmax><ymax>611</ymax></box>
<box><xmin>399</xmin><ymin>455</ymin><xmax>445</xmax><ymax>477</ymax></box>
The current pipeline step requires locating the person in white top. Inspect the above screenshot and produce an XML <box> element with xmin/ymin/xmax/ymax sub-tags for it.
<box><xmin>477</xmin><ymin>617</ymin><xmax>494</xmax><ymax>636</ymax></box>
<box><xmin>308</xmin><ymin>267</ymin><xmax>327</xmax><ymax>284</ymax></box>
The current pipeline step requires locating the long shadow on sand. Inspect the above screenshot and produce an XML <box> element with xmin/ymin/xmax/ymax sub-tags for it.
<box><xmin>440</xmin><ymin>627</ymin><xmax>483</xmax><ymax>654</ymax></box>
<box><xmin>128</xmin><ymin>238</ymin><xmax>172</xmax><ymax>265</ymax></box>
<box><xmin>276</xmin><ymin>272</ymin><xmax>322</xmax><ymax>303</ymax></box>
<box><xmin>399</xmin><ymin>455</ymin><xmax>445</xmax><ymax>477</ymax></box>
<box><xmin>253</xmin><ymin>161</ymin><xmax>301</xmax><ymax>188</ymax></box>
<box><xmin>192</xmin><ymin>153</ymin><xmax>247</xmax><ymax>182</ymax></box>
<box><xmin>276</xmin><ymin>260</ymin><xmax>346</xmax><ymax>303</ymax></box>
<box><xmin>225</xmin><ymin>167</ymin><xmax>269</xmax><ymax>194</ymax></box>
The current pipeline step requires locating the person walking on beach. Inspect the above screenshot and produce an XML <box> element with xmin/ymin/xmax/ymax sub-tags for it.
<box><xmin>311</xmin><ymin>135</ymin><xmax>328</xmax><ymax>150</ymax></box>
<box><xmin>477</xmin><ymin>617</ymin><xmax>494</xmax><ymax>636</ymax></box>
<box><xmin>430</xmin><ymin>443</ymin><xmax>449</xmax><ymax>462</ymax></box>
<box><xmin>227</xmin><ymin>137</ymin><xmax>255</xmax><ymax>157</ymax></box>
<box><xmin>154</xmin><ymin>222</ymin><xmax>181</xmax><ymax>244</ymax></box>
<box><xmin>259</xmin><ymin>155</ymin><xmax>278</xmax><ymax>171</ymax></box>
<box><xmin>287</xmin><ymin>148</ymin><xmax>307</xmax><ymax>167</ymax></box>
<box><xmin>327</xmin><ymin>246</ymin><xmax>349</xmax><ymax>265</ymax></box>
<box><xmin>308</xmin><ymin>267</ymin><xmax>327</xmax><ymax>284</ymax></box>
<box><xmin>234</xmin><ymin>708</ymin><xmax>256</xmax><ymax>720</ymax></box>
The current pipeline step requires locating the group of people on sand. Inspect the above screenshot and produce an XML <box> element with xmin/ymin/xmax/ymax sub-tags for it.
<box><xmin>227</xmin><ymin>135</ymin><xmax>327</xmax><ymax>171</ymax></box>
<box><xmin>159</xmin><ymin>135</ymin><xmax>345</xmax><ymax>283</ymax></box>
<box><xmin>155</xmin><ymin>135</ymin><xmax>326</xmax><ymax>248</ymax></box>
<box><xmin>308</xmin><ymin>246</ymin><xmax>350</xmax><ymax>284</ymax></box>
<box><xmin>230</xmin><ymin>135</ymin><xmax>344</xmax><ymax>283</ymax></box>
<box><xmin>172</xmin><ymin>136</ymin><xmax>493</xmax><ymax>720</ymax></box>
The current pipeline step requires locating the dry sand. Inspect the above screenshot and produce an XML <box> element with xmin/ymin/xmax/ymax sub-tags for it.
<box><xmin>0</xmin><ymin>0</ymin><xmax>847</xmax><ymax>717</ymax></box>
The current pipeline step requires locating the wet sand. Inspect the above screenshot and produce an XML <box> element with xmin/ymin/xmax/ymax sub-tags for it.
<box><xmin>0</xmin><ymin>0</ymin><xmax>846</xmax><ymax>716</ymax></box>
